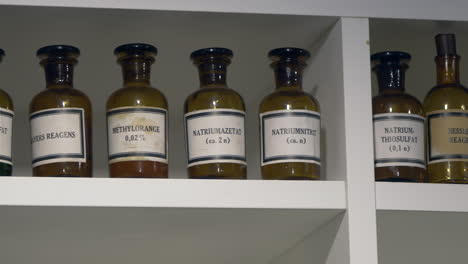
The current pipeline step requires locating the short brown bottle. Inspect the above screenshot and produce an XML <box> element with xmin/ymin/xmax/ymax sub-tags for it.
<box><xmin>259</xmin><ymin>48</ymin><xmax>321</xmax><ymax>180</ymax></box>
<box><xmin>30</xmin><ymin>45</ymin><xmax>92</xmax><ymax>177</ymax></box>
<box><xmin>371</xmin><ymin>51</ymin><xmax>426</xmax><ymax>182</ymax></box>
<box><xmin>184</xmin><ymin>48</ymin><xmax>246</xmax><ymax>179</ymax></box>
<box><xmin>106</xmin><ymin>43</ymin><xmax>168</xmax><ymax>178</ymax></box>
<box><xmin>0</xmin><ymin>49</ymin><xmax>14</xmax><ymax>176</ymax></box>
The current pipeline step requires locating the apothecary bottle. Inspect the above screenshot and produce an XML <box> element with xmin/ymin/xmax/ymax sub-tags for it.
<box><xmin>184</xmin><ymin>48</ymin><xmax>246</xmax><ymax>179</ymax></box>
<box><xmin>371</xmin><ymin>51</ymin><xmax>426</xmax><ymax>182</ymax></box>
<box><xmin>423</xmin><ymin>34</ymin><xmax>468</xmax><ymax>183</ymax></box>
<box><xmin>0</xmin><ymin>49</ymin><xmax>14</xmax><ymax>176</ymax></box>
<box><xmin>259</xmin><ymin>48</ymin><xmax>320</xmax><ymax>180</ymax></box>
<box><xmin>106</xmin><ymin>43</ymin><xmax>168</xmax><ymax>178</ymax></box>
<box><xmin>30</xmin><ymin>45</ymin><xmax>92</xmax><ymax>177</ymax></box>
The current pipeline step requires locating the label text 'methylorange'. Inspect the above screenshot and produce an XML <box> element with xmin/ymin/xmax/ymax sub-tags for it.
<box><xmin>113</xmin><ymin>125</ymin><xmax>160</xmax><ymax>134</ymax></box>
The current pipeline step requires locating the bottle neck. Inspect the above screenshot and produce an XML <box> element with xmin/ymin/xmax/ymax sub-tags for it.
<box><xmin>44</xmin><ymin>61</ymin><xmax>74</xmax><ymax>88</ymax></box>
<box><xmin>273</xmin><ymin>61</ymin><xmax>304</xmax><ymax>90</ymax></box>
<box><xmin>374</xmin><ymin>64</ymin><xmax>406</xmax><ymax>93</ymax></box>
<box><xmin>120</xmin><ymin>58</ymin><xmax>152</xmax><ymax>86</ymax></box>
<box><xmin>197</xmin><ymin>60</ymin><xmax>227</xmax><ymax>88</ymax></box>
<box><xmin>436</xmin><ymin>56</ymin><xmax>460</xmax><ymax>85</ymax></box>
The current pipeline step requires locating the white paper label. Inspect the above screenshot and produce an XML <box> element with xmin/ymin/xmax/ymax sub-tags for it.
<box><xmin>107</xmin><ymin>107</ymin><xmax>167</xmax><ymax>164</ymax></box>
<box><xmin>0</xmin><ymin>108</ymin><xmax>13</xmax><ymax>165</ymax></box>
<box><xmin>260</xmin><ymin>109</ymin><xmax>320</xmax><ymax>166</ymax></box>
<box><xmin>427</xmin><ymin>110</ymin><xmax>468</xmax><ymax>164</ymax></box>
<box><xmin>185</xmin><ymin>109</ymin><xmax>246</xmax><ymax>167</ymax></box>
<box><xmin>30</xmin><ymin>108</ymin><xmax>86</xmax><ymax>167</ymax></box>
<box><xmin>373</xmin><ymin>113</ymin><xmax>425</xmax><ymax>169</ymax></box>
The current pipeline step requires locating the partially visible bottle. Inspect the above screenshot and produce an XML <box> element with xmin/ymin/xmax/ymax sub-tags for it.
<box><xmin>424</xmin><ymin>34</ymin><xmax>468</xmax><ymax>183</ymax></box>
<box><xmin>371</xmin><ymin>51</ymin><xmax>426</xmax><ymax>182</ymax></box>
<box><xmin>259</xmin><ymin>48</ymin><xmax>320</xmax><ymax>180</ymax></box>
<box><xmin>184</xmin><ymin>48</ymin><xmax>246</xmax><ymax>179</ymax></box>
<box><xmin>107</xmin><ymin>43</ymin><xmax>168</xmax><ymax>178</ymax></box>
<box><xmin>0</xmin><ymin>49</ymin><xmax>14</xmax><ymax>176</ymax></box>
<box><xmin>30</xmin><ymin>45</ymin><xmax>92</xmax><ymax>177</ymax></box>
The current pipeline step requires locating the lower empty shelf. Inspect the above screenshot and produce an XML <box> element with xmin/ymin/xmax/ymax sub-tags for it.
<box><xmin>377</xmin><ymin>210</ymin><xmax>468</xmax><ymax>264</ymax></box>
<box><xmin>376</xmin><ymin>182</ymin><xmax>468</xmax><ymax>264</ymax></box>
<box><xmin>0</xmin><ymin>178</ymin><xmax>345</xmax><ymax>264</ymax></box>
<box><xmin>1</xmin><ymin>206</ymin><xmax>344</xmax><ymax>264</ymax></box>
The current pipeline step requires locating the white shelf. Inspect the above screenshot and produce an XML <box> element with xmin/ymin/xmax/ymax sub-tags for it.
<box><xmin>376</xmin><ymin>182</ymin><xmax>468</xmax><ymax>264</ymax></box>
<box><xmin>0</xmin><ymin>1</ymin><xmax>465</xmax><ymax>263</ymax></box>
<box><xmin>2</xmin><ymin>206</ymin><xmax>345</xmax><ymax>264</ymax></box>
<box><xmin>0</xmin><ymin>178</ymin><xmax>345</xmax><ymax>264</ymax></box>
<box><xmin>1</xmin><ymin>0</ymin><xmax>468</xmax><ymax>21</ymax></box>
<box><xmin>376</xmin><ymin>182</ymin><xmax>468</xmax><ymax>213</ymax></box>
<box><xmin>0</xmin><ymin>7</ymin><xmax>360</xmax><ymax>263</ymax></box>
<box><xmin>0</xmin><ymin>177</ymin><xmax>346</xmax><ymax>209</ymax></box>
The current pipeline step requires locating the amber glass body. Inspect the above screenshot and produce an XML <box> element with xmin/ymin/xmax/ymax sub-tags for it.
<box><xmin>184</xmin><ymin>53</ymin><xmax>246</xmax><ymax>179</ymax></box>
<box><xmin>0</xmin><ymin>54</ymin><xmax>13</xmax><ymax>176</ymax></box>
<box><xmin>260</xmin><ymin>58</ymin><xmax>320</xmax><ymax>180</ymax></box>
<box><xmin>30</xmin><ymin>54</ymin><xmax>92</xmax><ymax>177</ymax></box>
<box><xmin>372</xmin><ymin>62</ymin><xmax>426</xmax><ymax>182</ymax></box>
<box><xmin>423</xmin><ymin>56</ymin><xmax>468</xmax><ymax>183</ymax></box>
<box><xmin>107</xmin><ymin>51</ymin><xmax>168</xmax><ymax>178</ymax></box>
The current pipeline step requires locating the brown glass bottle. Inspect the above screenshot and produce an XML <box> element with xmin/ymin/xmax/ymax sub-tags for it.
<box><xmin>184</xmin><ymin>48</ymin><xmax>246</xmax><ymax>179</ymax></box>
<box><xmin>259</xmin><ymin>48</ymin><xmax>320</xmax><ymax>180</ymax></box>
<box><xmin>424</xmin><ymin>34</ymin><xmax>468</xmax><ymax>183</ymax></box>
<box><xmin>106</xmin><ymin>43</ymin><xmax>168</xmax><ymax>178</ymax></box>
<box><xmin>371</xmin><ymin>51</ymin><xmax>426</xmax><ymax>182</ymax></box>
<box><xmin>0</xmin><ymin>49</ymin><xmax>14</xmax><ymax>176</ymax></box>
<box><xmin>30</xmin><ymin>45</ymin><xmax>92</xmax><ymax>177</ymax></box>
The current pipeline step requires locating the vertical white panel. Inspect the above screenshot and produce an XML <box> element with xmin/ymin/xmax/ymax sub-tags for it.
<box><xmin>310</xmin><ymin>20</ymin><xmax>351</xmax><ymax>264</ymax></box>
<box><xmin>341</xmin><ymin>17</ymin><xmax>378</xmax><ymax>264</ymax></box>
<box><xmin>307</xmin><ymin>18</ymin><xmax>346</xmax><ymax>182</ymax></box>
<box><xmin>309</xmin><ymin>20</ymin><xmax>352</xmax><ymax>264</ymax></box>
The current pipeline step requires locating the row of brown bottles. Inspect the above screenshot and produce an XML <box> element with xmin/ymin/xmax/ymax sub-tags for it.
<box><xmin>0</xmin><ymin>44</ymin><xmax>320</xmax><ymax>179</ymax></box>
<box><xmin>372</xmin><ymin>34</ymin><xmax>468</xmax><ymax>184</ymax></box>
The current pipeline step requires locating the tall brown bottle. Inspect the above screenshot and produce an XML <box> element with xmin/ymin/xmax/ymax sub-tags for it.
<box><xmin>371</xmin><ymin>51</ymin><xmax>426</xmax><ymax>182</ymax></box>
<box><xmin>259</xmin><ymin>48</ymin><xmax>321</xmax><ymax>180</ymax></box>
<box><xmin>30</xmin><ymin>45</ymin><xmax>92</xmax><ymax>177</ymax></box>
<box><xmin>424</xmin><ymin>34</ymin><xmax>468</xmax><ymax>183</ymax></box>
<box><xmin>184</xmin><ymin>48</ymin><xmax>246</xmax><ymax>179</ymax></box>
<box><xmin>0</xmin><ymin>49</ymin><xmax>14</xmax><ymax>176</ymax></box>
<box><xmin>106</xmin><ymin>43</ymin><xmax>168</xmax><ymax>178</ymax></box>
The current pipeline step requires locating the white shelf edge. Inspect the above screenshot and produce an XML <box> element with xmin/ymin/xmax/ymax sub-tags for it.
<box><xmin>376</xmin><ymin>182</ymin><xmax>468</xmax><ymax>213</ymax></box>
<box><xmin>0</xmin><ymin>177</ymin><xmax>346</xmax><ymax>209</ymax></box>
<box><xmin>1</xmin><ymin>0</ymin><xmax>468</xmax><ymax>21</ymax></box>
